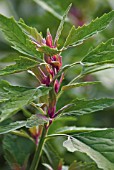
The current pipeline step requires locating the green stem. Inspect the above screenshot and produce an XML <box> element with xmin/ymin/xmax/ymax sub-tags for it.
<box><xmin>29</xmin><ymin>125</ymin><xmax>47</xmax><ymax>170</ymax></box>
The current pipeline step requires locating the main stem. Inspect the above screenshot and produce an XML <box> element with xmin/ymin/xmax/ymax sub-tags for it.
<box><xmin>30</xmin><ymin>125</ymin><xmax>47</xmax><ymax>170</ymax></box>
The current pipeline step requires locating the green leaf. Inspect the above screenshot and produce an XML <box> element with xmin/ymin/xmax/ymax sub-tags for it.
<box><xmin>43</xmin><ymin>142</ymin><xmax>61</xmax><ymax>170</ymax></box>
<box><xmin>34</xmin><ymin>0</ymin><xmax>72</xmax><ymax>20</ymax></box>
<box><xmin>63</xmin><ymin>129</ymin><xmax>114</xmax><ymax>170</ymax></box>
<box><xmin>54</xmin><ymin>3</ymin><xmax>72</xmax><ymax>45</ymax></box>
<box><xmin>0</xmin><ymin>121</ymin><xmax>26</xmax><ymax>134</ymax></box>
<box><xmin>64</xmin><ymin>11</ymin><xmax>114</xmax><ymax>48</ymax></box>
<box><xmin>26</xmin><ymin>114</ymin><xmax>49</xmax><ymax>128</ymax></box>
<box><xmin>0</xmin><ymin>56</ymin><xmax>39</xmax><ymax>76</ymax></box>
<box><xmin>69</xmin><ymin>161</ymin><xmax>99</xmax><ymax>170</ymax></box>
<box><xmin>82</xmin><ymin>39</ymin><xmax>114</xmax><ymax>65</ymax></box>
<box><xmin>3</xmin><ymin>134</ymin><xmax>35</xmax><ymax>168</ymax></box>
<box><xmin>62</xmin><ymin>81</ymin><xmax>100</xmax><ymax>91</ymax></box>
<box><xmin>63</xmin><ymin>98</ymin><xmax>114</xmax><ymax>116</ymax></box>
<box><xmin>82</xmin><ymin>63</ymin><xmax>114</xmax><ymax>75</ymax></box>
<box><xmin>56</xmin><ymin>126</ymin><xmax>107</xmax><ymax>134</ymax></box>
<box><xmin>0</xmin><ymin>80</ymin><xmax>50</xmax><ymax>122</ymax></box>
<box><xmin>0</xmin><ymin>14</ymin><xmax>42</xmax><ymax>62</ymax></box>
<box><xmin>38</xmin><ymin>45</ymin><xmax>61</xmax><ymax>56</ymax></box>
<box><xmin>18</xmin><ymin>18</ymin><xmax>43</xmax><ymax>44</ymax></box>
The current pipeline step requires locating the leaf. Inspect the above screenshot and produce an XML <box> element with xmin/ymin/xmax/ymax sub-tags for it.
<box><xmin>64</xmin><ymin>11</ymin><xmax>114</xmax><ymax>48</ymax></box>
<box><xmin>63</xmin><ymin>98</ymin><xmax>114</xmax><ymax>116</ymax></box>
<box><xmin>63</xmin><ymin>129</ymin><xmax>114</xmax><ymax>170</ymax></box>
<box><xmin>54</xmin><ymin>3</ymin><xmax>72</xmax><ymax>45</ymax></box>
<box><xmin>34</xmin><ymin>0</ymin><xmax>72</xmax><ymax>20</ymax></box>
<box><xmin>0</xmin><ymin>121</ymin><xmax>26</xmax><ymax>134</ymax></box>
<box><xmin>82</xmin><ymin>39</ymin><xmax>114</xmax><ymax>65</ymax></box>
<box><xmin>38</xmin><ymin>45</ymin><xmax>61</xmax><ymax>56</ymax></box>
<box><xmin>69</xmin><ymin>161</ymin><xmax>99</xmax><ymax>170</ymax></box>
<box><xmin>0</xmin><ymin>80</ymin><xmax>50</xmax><ymax>122</ymax></box>
<box><xmin>26</xmin><ymin>114</ymin><xmax>49</xmax><ymax>128</ymax></box>
<box><xmin>56</xmin><ymin>126</ymin><xmax>107</xmax><ymax>134</ymax></box>
<box><xmin>62</xmin><ymin>81</ymin><xmax>100</xmax><ymax>91</ymax></box>
<box><xmin>18</xmin><ymin>18</ymin><xmax>43</xmax><ymax>44</ymax></box>
<box><xmin>43</xmin><ymin>142</ymin><xmax>61</xmax><ymax>170</ymax></box>
<box><xmin>82</xmin><ymin>63</ymin><xmax>114</xmax><ymax>75</ymax></box>
<box><xmin>0</xmin><ymin>14</ymin><xmax>43</xmax><ymax>62</ymax></box>
<box><xmin>3</xmin><ymin>134</ymin><xmax>35</xmax><ymax>168</ymax></box>
<box><xmin>0</xmin><ymin>56</ymin><xmax>39</xmax><ymax>76</ymax></box>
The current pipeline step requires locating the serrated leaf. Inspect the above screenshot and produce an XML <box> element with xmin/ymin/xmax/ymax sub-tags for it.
<box><xmin>63</xmin><ymin>129</ymin><xmax>114</xmax><ymax>170</ymax></box>
<box><xmin>82</xmin><ymin>39</ymin><xmax>114</xmax><ymax>65</ymax></box>
<box><xmin>0</xmin><ymin>80</ymin><xmax>50</xmax><ymax>122</ymax></box>
<box><xmin>0</xmin><ymin>56</ymin><xmax>39</xmax><ymax>76</ymax></box>
<box><xmin>62</xmin><ymin>81</ymin><xmax>100</xmax><ymax>91</ymax></box>
<box><xmin>63</xmin><ymin>98</ymin><xmax>114</xmax><ymax>116</ymax></box>
<box><xmin>54</xmin><ymin>4</ymin><xmax>72</xmax><ymax>45</ymax></box>
<box><xmin>0</xmin><ymin>14</ymin><xmax>43</xmax><ymax>62</ymax></box>
<box><xmin>56</xmin><ymin>126</ymin><xmax>107</xmax><ymax>134</ymax></box>
<box><xmin>18</xmin><ymin>18</ymin><xmax>43</xmax><ymax>44</ymax></box>
<box><xmin>26</xmin><ymin>114</ymin><xmax>49</xmax><ymax>128</ymax></box>
<box><xmin>0</xmin><ymin>121</ymin><xmax>26</xmax><ymax>134</ymax></box>
<box><xmin>3</xmin><ymin>134</ymin><xmax>35</xmax><ymax>168</ymax></box>
<box><xmin>64</xmin><ymin>11</ymin><xmax>114</xmax><ymax>48</ymax></box>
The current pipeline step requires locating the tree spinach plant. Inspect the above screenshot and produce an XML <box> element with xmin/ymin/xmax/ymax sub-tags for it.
<box><xmin>0</xmin><ymin>3</ymin><xmax>114</xmax><ymax>170</ymax></box>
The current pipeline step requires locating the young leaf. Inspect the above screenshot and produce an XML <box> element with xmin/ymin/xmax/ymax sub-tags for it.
<box><xmin>63</xmin><ymin>98</ymin><xmax>114</xmax><ymax>116</ymax></box>
<box><xmin>0</xmin><ymin>121</ymin><xmax>26</xmax><ymax>134</ymax></box>
<box><xmin>82</xmin><ymin>39</ymin><xmax>114</xmax><ymax>65</ymax></box>
<box><xmin>0</xmin><ymin>80</ymin><xmax>50</xmax><ymax>122</ymax></box>
<box><xmin>0</xmin><ymin>14</ymin><xmax>43</xmax><ymax>62</ymax></box>
<box><xmin>3</xmin><ymin>134</ymin><xmax>35</xmax><ymax>168</ymax></box>
<box><xmin>18</xmin><ymin>18</ymin><xmax>43</xmax><ymax>44</ymax></box>
<box><xmin>26</xmin><ymin>114</ymin><xmax>49</xmax><ymax>128</ymax></box>
<box><xmin>63</xmin><ymin>129</ymin><xmax>114</xmax><ymax>170</ymax></box>
<box><xmin>0</xmin><ymin>56</ymin><xmax>39</xmax><ymax>76</ymax></box>
<box><xmin>61</xmin><ymin>81</ymin><xmax>100</xmax><ymax>91</ymax></box>
<box><xmin>64</xmin><ymin>10</ymin><xmax>114</xmax><ymax>48</ymax></box>
<box><xmin>54</xmin><ymin>3</ymin><xmax>72</xmax><ymax>45</ymax></box>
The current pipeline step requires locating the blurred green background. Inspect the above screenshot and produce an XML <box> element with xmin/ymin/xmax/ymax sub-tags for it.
<box><xmin>0</xmin><ymin>0</ymin><xmax>114</xmax><ymax>169</ymax></box>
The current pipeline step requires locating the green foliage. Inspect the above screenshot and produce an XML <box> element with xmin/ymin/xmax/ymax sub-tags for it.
<box><xmin>0</xmin><ymin>2</ymin><xmax>114</xmax><ymax>170</ymax></box>
<box><xmin>0</xmin><ymin>121</ymin><xmax>26</xmax><ymax>134</ymax></box>
<box><xmin>56</xmin><ymin>126</ymin><xmax>107</xmax><ymax>134</ymax></box>
<box><xmin>64</xmin><ymin>11</ymin><xmax>114</xmax><ymax>48</ymax></box>
<box><xmin>3</xmin><ymin>134</ymin><xmax>35</xmax><ymax>168</ymax></box>
<box><xmin>69</xmin><ymin>161</ymin><xmax>99</xmax><ymax>170</ymax></box>
<box><xmin>63</xmin><ymin>129</ymin><xmax>114</xmax><ymax>170</ymax></box>
<box><xmin>26</xmin><ymin>114</ymin><xmax>49</xmax><ymax>128</ymax></box>
<box><xmin>62</xmin><ymin>81</ymin><xmax>100</xmax><ymax>91</ymax></box>
<box><xmin>0</xmin><ymin>56</ymin><xmax>39</xmax><ymax>76</ymax></box>
<box><xmin>0</xmin><ymin>80</ymin><xmax>49</xmax><ymax>122</ymax></box>
<box><xmin>82</xmin><ymin>39</ymin><xmax>114</xmax><ymax>65</ymax></box>
<box><xmin>0</xmin><ymin>14</ymin><xmax>42</xmax><ymax>61</ymax></box>
<box><xmin>63</xmin><ymin>98</ymin><xmax>114</xmax><ymax>116</ymax></box>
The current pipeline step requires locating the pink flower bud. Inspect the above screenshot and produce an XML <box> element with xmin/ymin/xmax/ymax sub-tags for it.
<box><xmin>46</xmin><ymin>29</ymin><xmax>53</xmax><ymax>47</ymax></box>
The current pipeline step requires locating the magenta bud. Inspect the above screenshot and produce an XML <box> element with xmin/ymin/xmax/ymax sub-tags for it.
<box><xmin>46</xmin><ymin>29</ymin><xmax>53</xmax><ymax>47</ymax></box>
